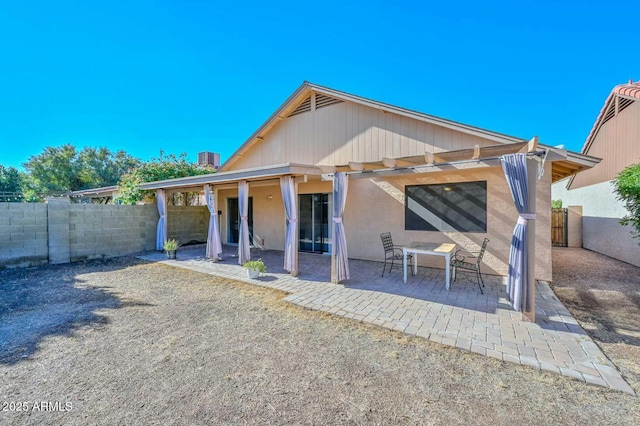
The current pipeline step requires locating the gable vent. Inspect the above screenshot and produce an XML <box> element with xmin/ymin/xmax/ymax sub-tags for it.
<box><xmin>315</xmin><ymin>93</ymin><xmax>343</xmax><ymax>109</ymax></box>
<box><xmin>288</xmin><ymin>95</ymin><xmax>312</xmax><ymax>117</ymax></box>
<box><xmin>602</xmin><ymin>96</ymin><xmax>635</xmax><ymax>125</ymax></box>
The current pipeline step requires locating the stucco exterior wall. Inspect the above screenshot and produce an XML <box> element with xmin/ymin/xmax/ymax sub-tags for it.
<box><xmin>344</xmin><ymin>166</ymin><xmax>552</xmax><ymax>281</ymax></box>
<box><xmin>552</xmin><ymin>179</ymin><xmax>640</xmax><ymax>267</ymax></box>
<box><xmin>217</xmin><ymin>168</ymin><xmax>552</xmax><ymax>281</ymax></box>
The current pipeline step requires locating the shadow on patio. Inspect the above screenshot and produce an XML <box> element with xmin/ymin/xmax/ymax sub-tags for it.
<box><xmin>153</xmin><ymin>244</ymin><xmax>510</xmax><ymax>315</ymax></box>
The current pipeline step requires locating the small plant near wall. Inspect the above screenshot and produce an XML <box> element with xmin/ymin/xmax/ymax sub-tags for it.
<box><xmin>551</xmin><ymin>199</ymin><xmax>563</xmax><ymax>209</ymax></box>
<box><xmin>163</xmin><ymin>239</ymin><xmax>179</xmax><ymax>259</ymax></box>
<box><xmin>243</xmin><ymin>259</ymin><xmax>266</xmax><ymax>278</ymax></box>
<box><xmin>613</xmin><ymin>163</ymin><xmax>640</xmax><ymax>241</ymax></box>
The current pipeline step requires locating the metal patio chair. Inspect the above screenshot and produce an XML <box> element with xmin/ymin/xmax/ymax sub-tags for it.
<box><xmin>380</xmin><ymin>232</ymin><xmax>412</xmax><ymax>277</ymax></box>
<box><xmin>450</xmin><ymin>238</ymin><xmax>490</xmax><ymax>293</ymax></box>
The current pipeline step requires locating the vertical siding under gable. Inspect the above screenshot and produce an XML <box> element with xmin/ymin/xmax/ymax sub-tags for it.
<box><xmin>572</xmin><ymin>100</ymin><xmax>640</xmax><ymax>189</ymax></box>
<box><xmin>227</xmin><ymin>100</ymin><xmax>501</xmax><ymax>170</ymax></box>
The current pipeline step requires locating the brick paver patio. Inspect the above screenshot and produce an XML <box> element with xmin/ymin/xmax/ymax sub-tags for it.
<box><xmin>139</xmin><ymin>245</ymin><xmax>634</xmax><ymax>394</ymax></box>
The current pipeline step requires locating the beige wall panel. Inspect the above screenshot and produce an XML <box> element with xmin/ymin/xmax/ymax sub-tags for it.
<box><xmin>218</xmin><ymin>184</ymin><xmax>285</xmax><ymax>251</ymax></box>
<box><xmin>229</xmin><ymin>101</ymin><xmax>499</xmax><ymax>170</ymax></box>
<box><xmin>572</xmin><ymin>101</ymin><xmax>640</xmax><ymax>189</ymax></box>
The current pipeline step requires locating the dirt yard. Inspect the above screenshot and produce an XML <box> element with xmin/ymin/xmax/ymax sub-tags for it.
<box><xmin>552</xmin><ymin>247</ymin><xmax>640</xmax><ymax>395</ymax></box>
<box><xmin>1</xmin><ymin>257</ymin><xmax>638</xmax><ymax>425</ymax></box>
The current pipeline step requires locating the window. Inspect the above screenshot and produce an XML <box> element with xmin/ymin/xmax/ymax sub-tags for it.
<box><xmin>405</xmin><ymin>181</ymin><xmax>487</xmax><ymax>232</ymax></box>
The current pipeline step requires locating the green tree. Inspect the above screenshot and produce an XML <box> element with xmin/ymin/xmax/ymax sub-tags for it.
<box><xmin>23</xmin><ymin>144</ymin><xmax>140</xmax><ymax>194</ymax></box>
<box><xmin>0</xmin><ymin>165</ymin><xmax>23</xmax><ymax>201</ymax></box>
<box><xmin>116</xmin><ymin>151</ymin><xmax>214</xmax><ymax>205</ymax></box>
<box><xmin>613</xmin><ymin>163</ymin><xmax>640</xmax><ymax>240</ymax></box>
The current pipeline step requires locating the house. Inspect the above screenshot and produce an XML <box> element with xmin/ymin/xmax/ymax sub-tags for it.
<box><xmin>552</xmin><ymin>80</ymin><xmax>640</xmax><ymax>267</ymax></box>
<box><xmin>139</xmin><ymin>82</ymin><xmax>599</xmax><ymax>315</ymax></box>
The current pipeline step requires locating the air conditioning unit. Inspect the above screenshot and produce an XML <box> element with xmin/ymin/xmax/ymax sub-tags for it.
<box><xmin>197</xmin><ymin>152</ymin><xmax>220</xmax><ymax>169</ymax></box>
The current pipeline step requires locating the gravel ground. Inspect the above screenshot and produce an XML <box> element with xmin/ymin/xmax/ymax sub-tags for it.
<box><xmin>0</xmin><ymin>257</ymin><xmax>638</xmax><ymax>425</ymax></box>
<box><xmin>552</xmin><ymin>247</ymin><xmax>640</xmax><ymax>395</ymax></box>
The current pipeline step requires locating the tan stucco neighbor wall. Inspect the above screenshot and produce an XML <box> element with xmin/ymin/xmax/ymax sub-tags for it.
<box><xmin>215</xmin><ymin>167</ymin><xmax>552</xmax><ymax>281</ymax></box>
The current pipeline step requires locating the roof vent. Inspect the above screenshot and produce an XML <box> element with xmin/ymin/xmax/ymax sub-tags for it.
<box><xmin>315</xmin><ymin>93</ymin><xmax>343</xmax><ymax>109</ymax></box>
<box><xmin>602</xmin><ymin>96</ymin><xmax>634</xmax><ymax>126</ymax></box>
<box><xmin>288</xmin><ymin>95</ymin><xmax>312</xmax><ymax>117</ymax></box>
<box><xmin>198</xmin><ymin>152</ymin><xmax>220</xmax><ymax>169</ymax></box>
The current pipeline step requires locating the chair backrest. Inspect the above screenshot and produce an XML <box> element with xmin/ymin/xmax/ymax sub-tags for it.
<box><xmin>476</xmin><ymin>238</ymin><xmax>490</xmax><ymax>264</ymax></box>
<box><xmin>380</xmin><ymin>232</ymin><xmax>395</xmax><ymax>253</ymax></box>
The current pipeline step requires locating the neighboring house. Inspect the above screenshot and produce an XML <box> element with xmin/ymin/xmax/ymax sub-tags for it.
<box><xmin>552</xmin><ymin>80</ymin><xmax>640</xmax><ymax>267</ymax></box>
<box><xmin>140</xmin><ymin>82</ymin><xmax>598</xmax><ymax>281</ymax></box>
<box><xmin>69</xmin><ymin>186</ymin><xmax>119</xmax><ymax>204</ymax></box>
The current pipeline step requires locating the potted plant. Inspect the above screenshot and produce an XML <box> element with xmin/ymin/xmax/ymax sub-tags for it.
<box><xmin>163</xmin><ymin>239</ymin><xmax>179</xmax><ymax>260</ymax></box>
<box><xmin>243</xmin><ymin>259</ymin><xmax>266</xmax><ymax>279</ymax></box>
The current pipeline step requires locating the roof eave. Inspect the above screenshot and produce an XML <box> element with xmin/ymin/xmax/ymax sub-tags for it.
<box><xmin>139</xmin><ymin>163</ymin><xmax>323</xmax><ymax>191</ymax></box>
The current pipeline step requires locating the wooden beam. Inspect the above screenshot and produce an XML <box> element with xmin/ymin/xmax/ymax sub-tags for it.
<box><xmin>382</xmin><ymin>157</ymin><xmax>396</xmax><ymax>168</ymax></box>
<box><xmin>472</xmin><ymin>144</ymin><xmax>481</xmax><ymax>159</ymax></box>
<box><xmin>319</xmin><ymin>165</ymin><xmax>336</xmax><ymax>173</ymax></box>
<box><xmin>424</xmin><ymin>152</ymin><xmax>434</xmax><ymax>165</ymax></box>
<box><xmin>348</xmin><ymin>162</ymin><xmax>364</xmax><ymax>171</ymax></box>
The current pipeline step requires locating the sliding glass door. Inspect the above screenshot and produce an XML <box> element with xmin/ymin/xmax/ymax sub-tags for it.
<box><xmin>227</xmin><ymin>197</ymin><xmax>253</xmax><ymax>244</ymax></box>
<box><xmin>298</xmin><ymin>193</ymin><xmax>332</xmax><ymax>253</ymax></box>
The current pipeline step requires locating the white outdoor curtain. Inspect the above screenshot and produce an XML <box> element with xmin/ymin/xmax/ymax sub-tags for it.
<box><xmin>280</xmin><ymin>176</ymin><xmax>297</xmax><ymax>273</ymax></box>
<box><xmin>156</xmin><ymin>189</ymin><xmax>168</xmax><ymax>251</ymax></box>
<box><xmin>332</xmin><ymin>172</ymin><xmax>350</xmax><ymax>282</ymax></box>
<box><xmin>501</xmin><ymin>153</ymin><xmax>535</xmax><ymax>312</ymax></box>
<box><xmin>204</xmin><ymin>184</ymin><xmax>222</xmax><ymax>260</ymax></box>
<box><xmin>238</xmin><ymin>180</ymin><xmax>251</xmax><ymax>265</ymax></box>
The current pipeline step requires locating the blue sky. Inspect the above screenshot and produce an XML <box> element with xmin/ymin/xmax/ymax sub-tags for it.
<box><xmin>1</xmin><ymin>0</ymin><xmax>639</xmax><ymax>169</ymax></box>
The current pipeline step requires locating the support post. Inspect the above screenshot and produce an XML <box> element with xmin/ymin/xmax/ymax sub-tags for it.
<box><xmin>213</xmin><ymin>186</ymin><xmax>220</xmax><ymax>262</ymax></box>
<box><xmin>523</xmin><ymin>157</ymin><xmax>537</xmax><ymax>322</ymax></box>
<box><xmin>291</xmin><ymin>179</ymin><xmax>299</xmax><ymax>277</ymax></box>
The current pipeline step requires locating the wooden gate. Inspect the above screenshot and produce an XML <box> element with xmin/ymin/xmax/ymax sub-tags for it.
<box><xmin>551</xmin><ymin>208</ymin><xmax>568</xmax><ymax>247</ymax></box>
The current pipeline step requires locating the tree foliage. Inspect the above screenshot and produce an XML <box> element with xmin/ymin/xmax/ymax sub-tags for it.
<box><xmin>116</xmin><ymin>151</ymin><xmax>214</xmax><ymax>205</ymax></box>
<box><xmin>551</xmin><ymin>199</ymin><xmax>563</xmax><ymax>209</ymax></box>
<box><xmin>613</xmin><ymin>163</ymin><xmax>640</xmax><ymax>240</ymax></box>
<box><xmin>22</xmin><ymin>144</ymin><xmax>140</xmax><ymax>195</ymax></box>
<box><xmin>0</xmin><ymin>165</ymin><xmax>23</xmax><ymax>201</ymax></box>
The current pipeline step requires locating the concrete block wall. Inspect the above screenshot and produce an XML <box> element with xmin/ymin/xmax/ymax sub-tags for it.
<box><xmin>0</xmin><ymin>203</ymin><xmax>49</xmax><ymax>268</ymax></box>
<box><xmin>69</xmin><ymin>204</ymin><xmax>158</xmax><ymax>261</ymax></box>
<box><xmin>167</xmin><ymin>205</ymin><xmax>208</xmax><ymax>245</ymax></box>
<box><xmin>0</xmin><ymin>201</ymin><xmax>160</xmax><ymax>268</ymax></box>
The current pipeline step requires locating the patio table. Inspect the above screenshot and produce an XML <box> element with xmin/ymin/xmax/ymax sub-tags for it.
<box><xmin>402</xmin><ymin>242</ymin><xmax>457</xmax><ymax>289</ymax></box>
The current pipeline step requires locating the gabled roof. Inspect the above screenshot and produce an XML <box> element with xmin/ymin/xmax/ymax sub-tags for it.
<box><xmin>220</xmin><ymin>81</ymin><xmax>527</xmax><ymax>171</ymax></box>
<box><xmin>566</xmin><ymin>79</ymin><xmax>639</xmax><ymax>188</ymax></box>
<box><xmin>580</xmin><ymin>80</ymin><xmax>640</xmax><ymax>156</ymax></box>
